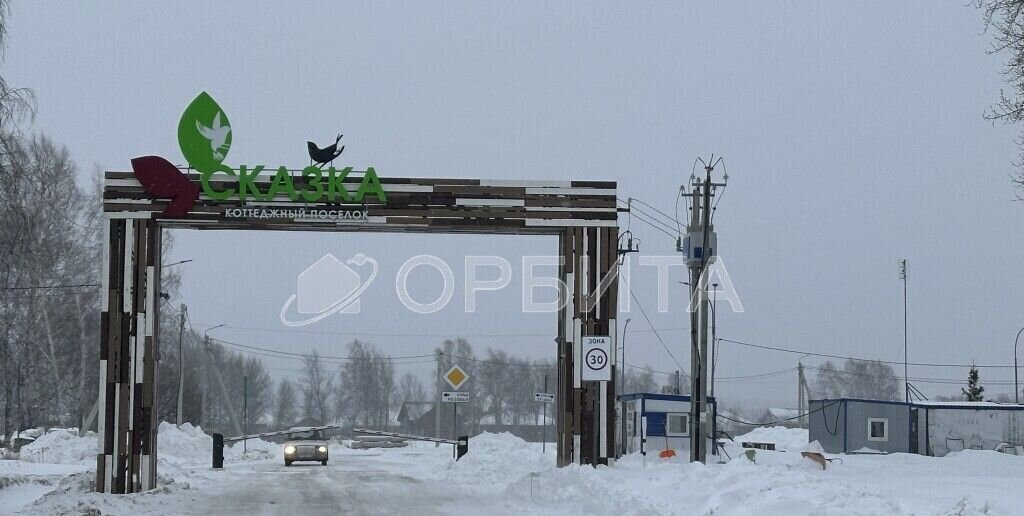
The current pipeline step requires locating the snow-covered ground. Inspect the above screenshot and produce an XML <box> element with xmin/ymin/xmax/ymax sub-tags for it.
<box><xmin>1</xmin><ymin>425</ymin><xmax>1021</xmax><ymax>515</ymax></box>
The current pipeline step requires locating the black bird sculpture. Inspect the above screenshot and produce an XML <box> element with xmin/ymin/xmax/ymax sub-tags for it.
<box><xmin>307</xmin><ymin>134</ymin><xmax>345</xmax><ymax>167</ymax></box>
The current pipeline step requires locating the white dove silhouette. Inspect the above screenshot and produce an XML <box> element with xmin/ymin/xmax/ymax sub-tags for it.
<box><xmin>195</xmin><ymin>111</ymin><xmax>231</xmax><ymax>161</ymax></box>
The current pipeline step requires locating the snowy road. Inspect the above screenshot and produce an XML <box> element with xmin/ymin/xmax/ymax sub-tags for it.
<box><xmin>7</xmin><ymin>427</ymin><xmax>1024</xmax><ymax>515</ymax></box>
<box><xmin>177</xmin><ymin>454</ymin><xmax>467</xmax><ymax>516</ymax></box>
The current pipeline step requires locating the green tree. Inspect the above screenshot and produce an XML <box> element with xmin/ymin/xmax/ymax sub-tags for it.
<box><xmin>962</xmin><ymin>364</ymin><xmax>985</xmax><ymax>401</ymax></box>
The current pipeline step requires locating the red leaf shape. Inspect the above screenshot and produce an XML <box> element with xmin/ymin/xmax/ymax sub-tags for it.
<box><xmin>130</xmin><ymin>156</ymin><xmax>200</xmax><ymax>218</ymax></box>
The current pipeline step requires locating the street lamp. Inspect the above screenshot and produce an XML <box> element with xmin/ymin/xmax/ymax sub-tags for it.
<box><xmin>204</xmin><ymin>323</ymin><xmax>226</xmax><ymax>339</ymax></box>
<box><xmin>619</xmin><ymin>318</ymin><xmax>632</xmax><ymax>396</ymax></box>
<box><xmin>619</xmin><ymin>317</ymin><xmax>631</xmax><ymax>457</ymax></box>
<box><xmin>709</xmin><ymin>283</ymin><xmax>718</xmax><ymax>398</ymax></box>
<box><xmin>1015</xmin><ymin>326</ymin><xmax>1024</xmax><ymax>404</ymax></box>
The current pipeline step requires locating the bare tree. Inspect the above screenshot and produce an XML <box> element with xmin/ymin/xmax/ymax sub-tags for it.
<box><xmin>814</xmin><ymin>359</ymin><xmax>900</xmax><ymax>401</ymax></box>
<box><xmin>301</xmin><ymin>350</ymin><xmax>334</xmax><ymax>425</ymax></box>
<box><xmin>977</xmin><ymin>0</ymin><xmax>1024</xmax><ymax>193</ymax></box>
<box><xmin>272</xmin><ymin>379</ymin><xmax>299</xmax><ymax>430</ymax></box>
<box><xmin>399</xmin><ymin>372</ymin><xmax>426</xmax><ymax>404</ymax></box>
<box><xmin>336</xmin><ymin>340</ymin><xmax>397</xmax><ymax>428</ymax></box>
<box><xmin>622</xmin><ymin>367</ymin><xmax>658</xmax><ymax>394</ymax></box>
<box><xmin>0</xmin><ymin>133</ymin><xmax>98</xmax><ymax>433</ymax></box>
<box><xmin>0</xmin><ymin>1</ymin><xmax>36</xmax><ymax>128</ymax></box>
<box><xmin>241</xmin><ymin>356</ymin><xmax>273</xmax><ymax>430</ymax></box>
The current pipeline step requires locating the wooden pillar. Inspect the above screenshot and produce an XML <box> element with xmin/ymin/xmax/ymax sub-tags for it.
<box><xmin>600</xmin><ymin>226</ymin><xmax>619</xmax><ymax>464</ymax></box>
<box><xmin>556</xmin><ymin>230</ymin><xmax>573</xmax><ymax>467</ymax></box>
<box><xmin>557</xmin><ymin>225</ymin><xmax>619</xmax><ymax>467</ymax></box>
<box><xmin>97</xmin><ymin>217</ymin><xmax>160</xmax><ymax>493</ymax></box>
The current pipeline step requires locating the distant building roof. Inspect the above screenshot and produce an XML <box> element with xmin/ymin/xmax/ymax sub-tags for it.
<box><xmin>912</xmin><ymin>400</ymin><xmax>1024</xmax><ymax>409</ymax></box>
<box><xmin>811</xmin><ymin>397</ymin><xmax>1024</xmax><ymax>411</ymax></box>
<box><xmin>397</xmin><ymin>401</ymin><xmax>434</xmax><ymax>422</ymax></box>
<box><xmin>763</xmin><ymin>408</ymin><xmax>800</xmax><ymax>420</ymax></box>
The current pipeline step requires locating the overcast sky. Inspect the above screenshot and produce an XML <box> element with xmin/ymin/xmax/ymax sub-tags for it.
<box><xmin>6</xmin><ymin>1</ymin><xmax>1024</xmax><ymax>409</ymax></box>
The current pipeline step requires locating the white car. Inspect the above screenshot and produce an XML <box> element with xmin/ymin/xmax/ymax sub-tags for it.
<box><xmin>282</xmin><ymin>427</ymin><xmax>329</xmax><ymax>466</ymax></box>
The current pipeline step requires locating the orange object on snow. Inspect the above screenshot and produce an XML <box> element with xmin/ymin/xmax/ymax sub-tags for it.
<box><xmin>659</xmin><ymin>449</ymin><xmax>677</xmax><ymax>459</ymax></box>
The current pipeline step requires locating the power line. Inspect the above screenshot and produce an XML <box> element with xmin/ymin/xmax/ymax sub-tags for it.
<box><xmin>718</xmin><ymin>337</ymin><xmax>1018</xmax><ymax>369</ymax></box>
<box><xmin>1</xmin><ymin>283</ymin><xmax>100</xmax><ymax>291</ymax></box>
<box><xmin>625</xmin><ymin>210</ymin><xmax>677</xmax><ymax>239</ymax></box>
<box><xmin>717</xmin><ymin>400</ymin><xmax>841</xmax><ymax>427</ymax></box>
<box><xmin>450</xmin><ymin>352</ymin><xmax>552</xmax><ymax>368</ymax></box>
<box><xmin>717</xmin><ymin>367</ymin><xmax>797</xmax><ymax>382</ymax></box>
<box><xmin>195</xmin><ymin>322</ymin><xmax>563</xmax><ymax>339</ymax></box>
<box><xmin>628</xmin><ymin>198</ymin><xmax>681</xmax><ymax>235</ymax></box>
<box><xmin>804</xmin><ymin>365</ymin><xmax>1022</xmax><ymax>386</ymax></box>
<box><xmin>199</xmin><ymin>321</ymin><xmax>691</xmax><ymax>339</ymax></box>
<box><xmin>621</xmin><ymin>199</ymin><xmax>678</xmax><ymax>234</ymax></box>
<box><xmin>208</xmin><ymin>337</ymin><xmax>435</xmax><ymax>363</ymax></box>
<box><xmin>627</xmin><ymin>284</ymin><xmax>687</xmax><ymax>373</ymax></box>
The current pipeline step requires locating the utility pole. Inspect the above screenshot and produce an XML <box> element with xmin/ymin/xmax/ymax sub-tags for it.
<box><xmin>176</xmin><ymin>304</ymin><xmax>187</xmax><ymax>426</ymax></box>
<box><xmin>542</xmin><ymin>374</ymin><xmax>549</xmax><ymax>455</ymax></box>
<box><xmin>201</xmin><ymin>324</ymin><xmax>224</xmax><ymax>432</ymax></box>
<box><xmin>680</xmin><ymin>156</ymin><xmax>727</xmax><ymax>464</ymax></box>
<box><xmin>435</xmin><ymin>352</ymin><xmax>442</xmax><ymax>447</ymax></box>
<box><xmin>899</xmin><ymin>259</ymin><xmax>908</xmax><ymax>402</ymax></box>
<box><xmin>797</xmin><ymin>362</ymin><xmax>806</xmax><ymax>428</ymax></box>
<box><xmin>709</xmin><ymin>285</ymin><xmax>718</xmax><ymax>399</ymax></box>
<box><xmin>243</xmin><ymin>375</ymin><xmax>248</xmax><ymax>454</ymax></box>
<box><xmin>201</xmin><ymin>335</ymin><xmax>208</xmax><ymax>430</ymax></box>
<box><xmin>1015</xmin><ymin>326</ymin><xmax>1024</xmax><ymax>404</ymax></box>
<box><xmin>618</xmin><ymin>318</ymin><xmax>631</xmax><ymax>456</ymax></box>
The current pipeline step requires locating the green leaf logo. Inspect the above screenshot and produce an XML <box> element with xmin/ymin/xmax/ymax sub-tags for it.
<box><xmin>178</xmin><ymin>91</ymin><xmax>232</xmax><ymax>171</ymax></box>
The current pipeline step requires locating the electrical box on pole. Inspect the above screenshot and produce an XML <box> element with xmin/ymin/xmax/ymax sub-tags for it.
<box><xmin>681</xmin><ymin>156</ymin><xmax>728</xmax><ymax>464</ymax></box>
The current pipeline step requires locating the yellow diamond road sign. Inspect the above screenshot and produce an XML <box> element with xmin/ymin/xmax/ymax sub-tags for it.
<box><xmin>444</xmin><ymin>364</ymin><xmax>469</xmax><ymax>390</ymax></box>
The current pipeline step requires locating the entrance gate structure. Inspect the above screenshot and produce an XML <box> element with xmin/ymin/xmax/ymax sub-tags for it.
<box><xmin>98</xmin><ymin>170</ymin><xmax>621</xmax><ymax>492</ymax></box>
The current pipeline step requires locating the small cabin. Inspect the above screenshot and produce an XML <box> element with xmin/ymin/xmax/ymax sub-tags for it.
<box><xmin>618</xmin><ymin>393</ymin><xmax>717</xmax><ymax>458</ymax></box>
<box><xmin>809</xmin><ymin>398</ymin><xmax>1024</xmax><ymax>456</ymax></box>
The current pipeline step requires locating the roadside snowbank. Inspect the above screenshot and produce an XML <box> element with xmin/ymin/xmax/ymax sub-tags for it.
<box><xmin>443</xmin><ymin>432</ymin><xmax>550</xmax><ymax>490</ymax></box>
<box><xmin>25</xmin><ymin>471</ymin><xmax>192</xmax><ymax>516</ymax></box>
<box><xmin>733</xmin><ymin>426</ymin><xmax>809</xmax><ymax>451</ymax></box>
<box><xmin>19</xmin><ymin>429</ymin><xmax>96</xmax><ymax>465</ymax></box>
<box><xmin>15</xmin><ymin>423</ymin><xmax>278</xmax><ymax>467</ymax></box>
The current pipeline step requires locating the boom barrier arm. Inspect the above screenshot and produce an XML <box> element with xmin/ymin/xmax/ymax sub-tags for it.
<box><xmin>354</xmin><ymin>429</ymin><xmax>469</xmax><ymax>460</ymax></box>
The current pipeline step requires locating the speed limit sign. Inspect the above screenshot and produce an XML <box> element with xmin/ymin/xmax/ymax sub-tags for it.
<box><xmin>581</xmin><ymin>336</ymin><xmax>612</xmax><ymax>381</ymax></box>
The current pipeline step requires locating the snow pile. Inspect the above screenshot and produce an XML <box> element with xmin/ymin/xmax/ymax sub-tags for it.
<box><xmin>155</xmin><ymin>422</ymin><xmax>211</xmax><ymax>465</ymax></box>
<box><xmin>12</xmin><ymin>423</ymin><xmax>277</xmax><ymax>467</ymax></box>
<box><xmin>6</xmin><ymin>428</ymin><xmax>44</xmax><ymax>443</ymax></box>
<box><xmin>506</xmin><ymin>463</ymin><xmax>665</xmax><ymax>514</ymax></box>
<box><xmin>734</xmin><ymin>426</ymin><xmax>809</xmax><ymax>451</ymax></box>
<box><xmin>158</xmin><ymin>422</ymin><xmax>277</xmax><ymax>465</ymax></box>
<box><xmin>443</xmin><ymin>432</ymin><xmax>551</xmax><ymax>489</ymax></box>
<box><xmin>19</xmin><ymin>429</ymin><xmax>96</xmax><ymax>465</ymax></box>
<box><xmin>27</xmin><ymin>471</ymin><xmax>191</xmax><ymax>516</ymax></box>
<box><xmin>224</xmin><ymin>437</ymin><xmax>279</xmax><ymax>462</ymax></box>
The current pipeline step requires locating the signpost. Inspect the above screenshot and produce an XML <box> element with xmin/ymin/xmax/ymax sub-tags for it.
<box><xmin>581</xmin><ymin>336</ymin><xmax>611</xmax><ymax>462</ymax></box>
<box><xmin>442</xmin><ymin>364</ymin><xmax>470</xmax><ymax>458</ymax></box>
<box><xmin>535</xmin><ymin>374</ymin><xmax>553</xmax><ymax>454</ymax></box>
<box><xmin>441</xmin><ymin>391</ymin><xmax>470</xmax><ymax>403</ymax></box>
<box><xmin>444</xmin><ymin>364</ymin><xmax>469</xmax><ymax>390</ymax></box>
<box><xmin>581</xmin><ymin>336</ymin><xmax>612</xmax><ymax>382</ymax></box>
<box><xmin>533</xmin><ymin>393</ymin><xmax>555</xmax><ymax>403</ymax></box>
